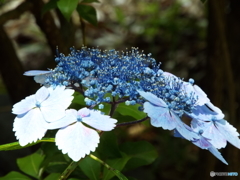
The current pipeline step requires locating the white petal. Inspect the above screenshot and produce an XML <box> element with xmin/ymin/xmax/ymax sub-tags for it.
<box><xmin>82</xmin><ymin>109</ymin><xmax>117</xmax><ymax>131</ymax></box>
<box><xmin>78</xmin><ymin>108</ymin><xmax>90</xmax><ymax>117</ymax></box>
<box><xmin>35</xmin><ymin>86</ymin><xmax>49</xmax><ymax>104</ymax></box>
<box><xmin>23</xmin><ymin>70</ymin><xmax>51</xmax><ymax>76</ymax></box>
<box><xmin>12</xmin><ymin>95</ymin><xmax>35</xmax><ymax>115</ymax></box>
<box><xmin>41</xmin><ymin>86</ymin><xmax>74</xmax><ymax>122</ymax></box>
<box><xmin>47</xmin><ymin>109</ymin><xmax>77</xmax><ymax>130</ymax></box>
<box><xmin>55</xmin><ymin>122</ymin><xmax>99</xmax><ymax>161</ymax></box>
<box><xmin>13</xmin><ymin>109</ymin><xmax>47</xmax><ymax>146</ymax></box>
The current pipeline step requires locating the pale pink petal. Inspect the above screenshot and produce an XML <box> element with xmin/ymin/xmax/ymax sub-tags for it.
<box><xmin>55</xmin><ymin>122</ymin><xmax>99</xmax><ymax>161</ymax></box>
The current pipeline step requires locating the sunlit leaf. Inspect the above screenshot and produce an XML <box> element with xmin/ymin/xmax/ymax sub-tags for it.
<box><xmin>57</xmin><ymin>0</ymin><xmax>79</xmax><ymax>21</ymax></box>
<box><xmin>77</xmin><ymin>4</ymin><xmax>98</xmax><ymax>26</ymax></box>
<box><xmin>89</xmin><ymin>154</ymin><xmax>128</xmax><ymax>180</ymax></box>
<box><xmin>0</xmin><ymin>138</ymin><xmax>55</xmax><ymax>151</ymax></box>
<box><xmin>0</xmin><ymin>171</ymin><xmax>31</xmax><ymax>180</ymax></box>
<box><xmin>71</xmin><ymin>92</ymin><xmax>85</xmax><ymax>106</ymax></box>
<box><xmin>103</xmin><ymin>155</ymin><xmax>130</xmax><ymax>180</ymax></box>
<box><xmin>116</xmin><ymin>103</ymin><xmax>145</xmax><ymax>120</ymax></box>
<box><xmin>17</xmin><ymin>151</ymin><xmax>45</xmax><ymax>179</ymax></box>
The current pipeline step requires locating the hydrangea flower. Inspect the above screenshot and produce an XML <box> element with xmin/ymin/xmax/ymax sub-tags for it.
<box><xmin>174</xmin><ymin>129</ymin><xmax>228</xmax><ymax>165</ymax></box>
<box><xmin>138</xmin><ymin>90</ymin><xmax>198</xmax><ymax>141</ymax></box>
<box><xmin>191</xmin><ymin>118</ymin><xmax>240</xmax><ymax>149</ymax></box>
<box><xmin>47</xmin><ymin>108</ymin><xmax>117</xmax><ymax>161</ymax></box>
<box><xmin>12</xmin><ymin>86</ymin><xmax>74</xmax><ymax>146</ymax></box>
<box><xmin>24</xmin><ymin>70</ymin><xmax>51</xmax><ymax>84</ymax></box>
<box><xmin>19</xmin><ymin>47</ymin><xmax>240</xmax><ymax>165</ymax></box>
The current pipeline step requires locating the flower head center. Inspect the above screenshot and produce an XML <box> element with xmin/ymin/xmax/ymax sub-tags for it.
<box><xmin>77</xmin><ymin>115</ymin><xmax>83</xmax><ymax>122</ymax></box>
<box><xmin>36</xmin><ymin>101</ymin><xmax>41</xmax><ymax>108</ymax></box>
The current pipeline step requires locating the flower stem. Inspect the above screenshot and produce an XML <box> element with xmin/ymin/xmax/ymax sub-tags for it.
<box><xmin>109</xmin><ymin>97</ymin><xmax>118</xmax><ymax>117</ymax></box>
<box><xmin>116</xmin><ymin>116</ymin><xmax>149</xmax><ymax>127</ymax></box>
<box><xmin>58</xmin><ymin>160</ymin><xmax>81</xmax><ymax>180</ymax></box>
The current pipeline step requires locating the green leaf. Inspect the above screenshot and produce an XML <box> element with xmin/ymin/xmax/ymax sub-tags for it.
<box><xmin>120</xmin><ymin>141</ymin><xmax>158</xmax><ymax>171</ymax></box>
<box><xmin>44</xmin><ymin>173</ymin><xmax>61</xmax><ymax>180</ymax></box>
<box><xmin>79</xmin><ymin>155</ymin><xmax>101</xmax><ymax>180</ymax></box>
<box><xmin>89</xmin><ymin>154</ymin><xmax>128</xmax><ymax>180</ymax></box>
<box><xmin>103</xmin><ymin>155</ymin><xmax>130</xmax><ymax>180</ymax></box>
<box><xmin>17</xmin><ymin>151</ymin><xmax>45</xmax><ymax>179</ymax></box>
<box><xmin>116</xmin><ymin>103</ymin><xmax>146</xmax><ymax>120</ymax></box>
<box><xmin>97</xmin><ymin>131</ymin><xmax>122</xmax><ymax>159</ymax></box>
<box><xmin>0</xmin><ymin>171</ymin><xmax>31</xmax><ymax>180</ymax></box>
<box><xmin>57</xmin><ymin>0</ymin><xmax>79</xmax><ymax>21</ymax></box>
<box><xmin>0</xmin><ymin>138</ymin><xmax>55</xmax><ymax>151</ymax></box>
<box><xmin>77</xmin><ymin>4</ymin><xmax>98</xmax><ymax>26</ymax></box>
<box><xmin>71</xmin><ymin>92</ymin><xmax>85</xmax><ymax>106</ymax></box>
<box><xmin>41</xmin><ymin>0</ymin><xmax>58</xmax><ymax>16</ymax></box>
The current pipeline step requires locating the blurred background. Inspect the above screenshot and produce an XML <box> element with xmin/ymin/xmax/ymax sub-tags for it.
<box><xmin>0</xmin><ymin>0</ymin><xmax>239</xmax><ymax>179</ymax></box>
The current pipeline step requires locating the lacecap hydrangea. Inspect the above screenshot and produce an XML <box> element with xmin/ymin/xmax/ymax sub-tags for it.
<box><xmin>14</xmin><ymin>47</ymin><xmax>240</xmax><ymax>164</ymax></box>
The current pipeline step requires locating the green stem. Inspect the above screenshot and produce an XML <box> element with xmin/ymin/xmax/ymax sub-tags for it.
<box><xmin>109</xmin><ymin>97</ymin><xmax>118</xmax><ymax>117</ymax></box>
<box><xmin>89</xmin><ymin>154</ymin><xmax>115</xmax><ymax>171</ymax></box>
<box><xmin>116</xmin><ymin>116</ymin><xmax>149</xmax><ymax>127</ymax></box>
<box><xmin>58</xmin><ymin>160</ymin><xmax>81</xmax><ymax>180</ymax></box>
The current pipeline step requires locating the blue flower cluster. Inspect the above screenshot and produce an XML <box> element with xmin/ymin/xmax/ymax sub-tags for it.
<box><xmin>36</xmin><ymin>47</ymin><xmax>196</xmax><ymax>114</ymax></box>
<box><xmin>21</xmin><ymin>47</ymin><xmax>240</xmax><ymax>164</ymax></box>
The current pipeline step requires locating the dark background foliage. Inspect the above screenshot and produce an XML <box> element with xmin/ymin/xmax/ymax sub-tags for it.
<box><xmin>0</xmin><ymin>0</ymin><xmax>239</xmax><ymax>179</ymax></box>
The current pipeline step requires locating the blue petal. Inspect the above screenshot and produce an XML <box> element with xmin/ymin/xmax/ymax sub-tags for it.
<box><xmin>186</xmin><ymin>105</ymin><xmax>224</xmax><ymax>121</ymax></box>
<box><xmin>138</xmin><ymin>90</ymin><xmax>167</xmax><ymax>107</ymax></box>
<box><xmin>174</xmin><ymin>121</ymin><xmax>199</xmax><ymax>141</ymax></box>
<box><xmin>191</xmin><ymin>119</ymin><xmax>227</xmax><ymax>149</ymax></box>
<box><xmin>208</xmin><ymin>147</ymin><xmax>228</xmax><ymax>165</ymax></box>
<box><xmin>13</xmin><ymin>109</ymin><xmax>47</xmax><ymax>146</ymax></box>
<box><xmin>55</xmin><ymin>122</ymin><xmax>99</xmax><ymax>161</ymax></box>
<box><xmin>144</xmin><ymin>102</ymin><xmax>176</xmax><ymax>130</ymax></box>
<box><xmin>192</xmin><ymin>136</ymin><xmax>212</xmax><ymax>149</ymax></box>
<box><xmin>192</xmin><ymin>85</ymin><xmax>210</xmax><ymax>105</ymax></box>
<box><xmin>191</xmin><ymin>135</ymin><xmax>228</xmax><ymax>165</ymax></box>
<box><xmin>215</xmin><ymin>120</ymin><xmax>240</xmax><ymax>149</ymax></box>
